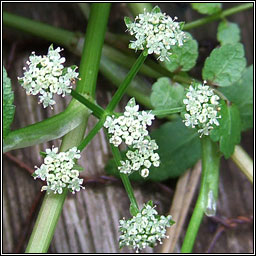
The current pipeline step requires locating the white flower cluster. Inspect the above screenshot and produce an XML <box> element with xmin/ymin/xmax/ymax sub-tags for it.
<box><xmin>125</xmin><ymin>6</ymin><xmax>186</xmax><ymax>61</ymax></box>
<box><xmin>18</xmin><ymin>44</ymin><xmax>79</xmax><ymax>108</ymax></box>
<box><xmin>33</xmin><ymin>146</ymin><xmax>84</xmax><ymax>194</ymax></box>
<box><xmin>104</xmin><ymin>98</ymin><xmax>160</xmax><ymax>178</ymax></box>
<box><xmin>119</xmin><ymin>202</ymin><xmax>174</xmax><ymax>253</ymax></box>
<box><xmin>183</xmin><ymin>81</ymin><xmax>221</xmax><ymax>137</ymax></box>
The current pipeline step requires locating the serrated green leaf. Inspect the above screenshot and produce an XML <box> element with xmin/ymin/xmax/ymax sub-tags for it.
<box><xmin>219</xmin><ymin>65</ymin><xmax>253</xmax><ymax>131</ymax></box>
<box><xmin>105</xmin><ymin>119</ymin><xmax>201</xmax><ymax>182</ymax></box>
<box><xmin>150</xmin><ymin>77</ymin><xmax>185</xmax><ymax>110</ymax></box>
<box><xmin>3</xmin><ymin>66</ymin><xmax>15</xmax><ymax>138</ymax></box>
<box><xmin>191</xmin><ymin>3</ymin><xmax>222</xmax><ymax>15</ymax></box>
<box><xmin>164</xmin><ymin>32</ymin><xmax>198</xmax><ymax>72</ymax></box>
<box><xmin>202</xmin><ymin>43</ymin><xmax>246</xmax><ymax>87</ymax></box>
<box><xmin>217</xmin><ymin>21</ymin><xmax>240</xmax><ymax>45</ymax></box>
<box><xmin>210</xmin><ymin>101</ymin><xmax>241</xmax><ymax>159</ymax></box>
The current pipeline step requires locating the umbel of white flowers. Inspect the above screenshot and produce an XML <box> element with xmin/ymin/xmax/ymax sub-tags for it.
<box><xmin>33</xmin><ymin>146</ymin><xmax>84</xmax><ymax>194</ymax></box>
<box><xmin>183</xmin><ymin>81</ymin><xmax>221</xmax><ymax>137</ymax></box>
<box><xmin>104</xmin><ymin>98</ymin><xmax>160</xmax><ymax>178</ymax></box>
<box><xmin>124</xmin><ymin>6</ymin><xmax>186</xmax><ymax>61</ymax></box>
<box><xmin>18</xmin><ymin>44</ymin><xmax>79</xmax><ymax>108</ymax></box>
<box><xmin>119</xmin><ymin>201</ymin><xmax>175</xmax><ymax>253</ymax></box>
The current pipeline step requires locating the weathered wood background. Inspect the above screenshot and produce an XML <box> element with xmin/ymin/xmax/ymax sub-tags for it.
<box><xmin>3</xmin><ymin>3</ymin><xmax>253</xmax><ymax>253</ymax></box>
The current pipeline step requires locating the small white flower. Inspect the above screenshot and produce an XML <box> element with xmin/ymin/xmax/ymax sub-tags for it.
<box><xmin>104</xmin><ymin>98</ymin><xmax>160</xmax><ymax>178</ymax></box>
<box><xmin>119</xmin><ymin>202</ymin><xmax>174</xmax><ymax>252</ymax></box>
<box><xmin>33</xmin><ymin>146</ymin><xmax>83</xmax><ymax>194</ymax></box>
<box><xmin>125</xmin><ymin>6</ymin><xmax>186</xmax><ymax>61</ymax></box>
<box><xmin>182</xmin><ymin>81</ymin><xmax>221</xmax><ymax>137</ymax></box>
<box><xmin>18</xmin><ymin>44</ymin><xmax>79</xmax><ymax>108</ymax></box>
<box><xmin>140</xmin><ymin>168</ymin><xmax>149</xmax><ymax>178</ymax></box>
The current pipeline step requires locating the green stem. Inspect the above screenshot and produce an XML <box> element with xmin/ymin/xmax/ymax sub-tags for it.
<box><xmin>103</xmin><ymin>44</ymin><xmax>162</xmax><ymax>79</ymax></box>
<box><xmin>181</xmin><ymin>137</ymin><xmax>220</xmax><ymax>253</ymax></box>
<box><xmin>100</xmin><ymin>55</ymin><xmax>152</xmax><ymax>108</ymax></box>
<box><xmin>184</xmin><ymin>3</ymin><xmax>253</xmax><ymax>30</ymax></box>
<box><xmin>106</xmin><ymin>51</ymin><xmax>148</xmax><ymax>112</ymax></box>
<box><xmin>71</xmin><ymin>89</ymin><xmax>105</xmax><ymax>119</ymax></box>
<box><xmin>25</xmin><ymin>4</ymin><xmax>110</xmax><ymax>253</ymax></box>
<box><xmin>152</xmin><ymin>107</ymin><xmax>184</xmax><ymax>116</ymax></box>
<box><xmin>3</xmin><ymin>12</ymin><xmax>78</xmax><ymax>52</ymax></box>
<box><xmin>77</xmin><ymin>118</ymin><xmax>105</xmax><ymax>151</ymax></box>
<box><xmin>109</xmin><ymin>143</ymin><xmax>139</xmax><ymax>212</ymax></box>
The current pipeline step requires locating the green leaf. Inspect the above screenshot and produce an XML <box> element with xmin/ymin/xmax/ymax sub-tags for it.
<box><xmin>3</xmin><ymin>66</ymin><xmax>15</xmax><ymax>138</ymax></box>
<box><xmin>202</xmin><ymin>43</ymin><xmax>246</xmax><ymax>87</ymax></box>
<box><xmin>219</xmin><ymin>65</ymin><xmax>253</xmax><ymax>131</ymax></box>
<box><xmin>105</xmin><ymin>119</ymin><xmax>201</xmax><ymax>182</ymax></box>
<box><xmin>146</xmin><ymin>200</ymin><xmax>153</xmax><ymax>207</ymax></box>
<box><xmin>40</xmin><ymin>151</ymin><xmax>47</xmax><ymax>157</ymax></box>
<box><xmin>150</xmin><ymin>77</ymin><xmax>185</xmax><ymax>110</ymax></box>
<box><xmin>217</xmin><ymin>21</ymin><xmax>240</xmax><ymax>45</ymax></box>
<box><xmin>151</xmin><ymin>5</ymin><xmax>161</xmax><ymax>14</ymax></box>
<box><xmin>191</xmin><ymin>3</ymin><xmax>222</xmax><ymax>15</ymax></box>
<box><xmin>210</xmin><ymin>101</ymin><xmax>241</xmax><ymax>159</ymax></box>
<box><xmin>124</xmin><ymin>16</ymin><xmax>132</xmax><ymax>26</ymax></box>
<box><xmin>164</xmin><ymin>32</ymin><xmax>198</xmax><ymax>72</ymax></box>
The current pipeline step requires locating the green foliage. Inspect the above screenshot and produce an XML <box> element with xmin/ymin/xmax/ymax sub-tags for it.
<box><xmin>164</xmin><ymin>32</ymin><xmax>198</xmax><ymax>72</ymax></box>
<box><xmin>210</xmin><ymin>100</ymin><xmax>241</xmax><ymax>159</ymax></box>
<box><xmin>3</xmin><ymin>66</ymin><xmax>15</xmax><ymax>138</ymax></box>
<box><xmin>106</xmin><ymin>119</ymin><xmax>201</xmax><ymax>181</ymax></box>
<box><xmin>150</xmin><ymin>77</ymin><xmax>184</xmax><ymax>110</ymax></box>
<box><xmin>219</xmin><ymin>65</ymin><xmax>253</xmax><ymax>131</ymax></box>
<box><xmin>217</xmin><ymin>21</ymin><xmax>240</xmax><ymax>45</ymax></box>
<box><xmin>124</xmin><ymin>16</ymin><xmax>132</xmax><ymax>26</ymax></box>
<box><xmin>151</xmin><ymin>5</ymin><xmax>161</xmax><ymax>14</ymax></box>
<box><xmin>191</xmin><ymin>3</ymin><xmax>222</xmax><ymax>15</ymax></box>
<box><xmin>202</xmin><ymin>43</ymin><xmax>246</xmax><ymax>87</ymax></box>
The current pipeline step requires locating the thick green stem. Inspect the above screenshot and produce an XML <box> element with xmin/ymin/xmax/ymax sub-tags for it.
<box><xmin>181</xmin><ymin>137</ymin><xmax>220</xmax><ymax>253</ymax></box>
<box><xmin>184</xmin><ymin>3</ymin><xmax>253</xmax><ymax>30</ymax></box>
<box><xmin>3</xmin><ymin>11</ymin><xmax>77</xmax><ymax>49</ymax></box>
<box><xmin>25</xmin><ymin>4</ymin><xmax>110</xmax><ymax>253</ymax></box>
<box><xmin>106</xmin><ymin>51</ymin><xmax>148</xmax><ymax>112</ymax></box>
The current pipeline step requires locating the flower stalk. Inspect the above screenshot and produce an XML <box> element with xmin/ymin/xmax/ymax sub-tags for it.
<box><xmin>181</xmin><ymin>137</ymin><xmax>220</xmax><ymax>253</ymax></box>
<box><xmin>25</xmin><ymin>4</ymin><xmax>111</xmax><ymax>252</ymax></box>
